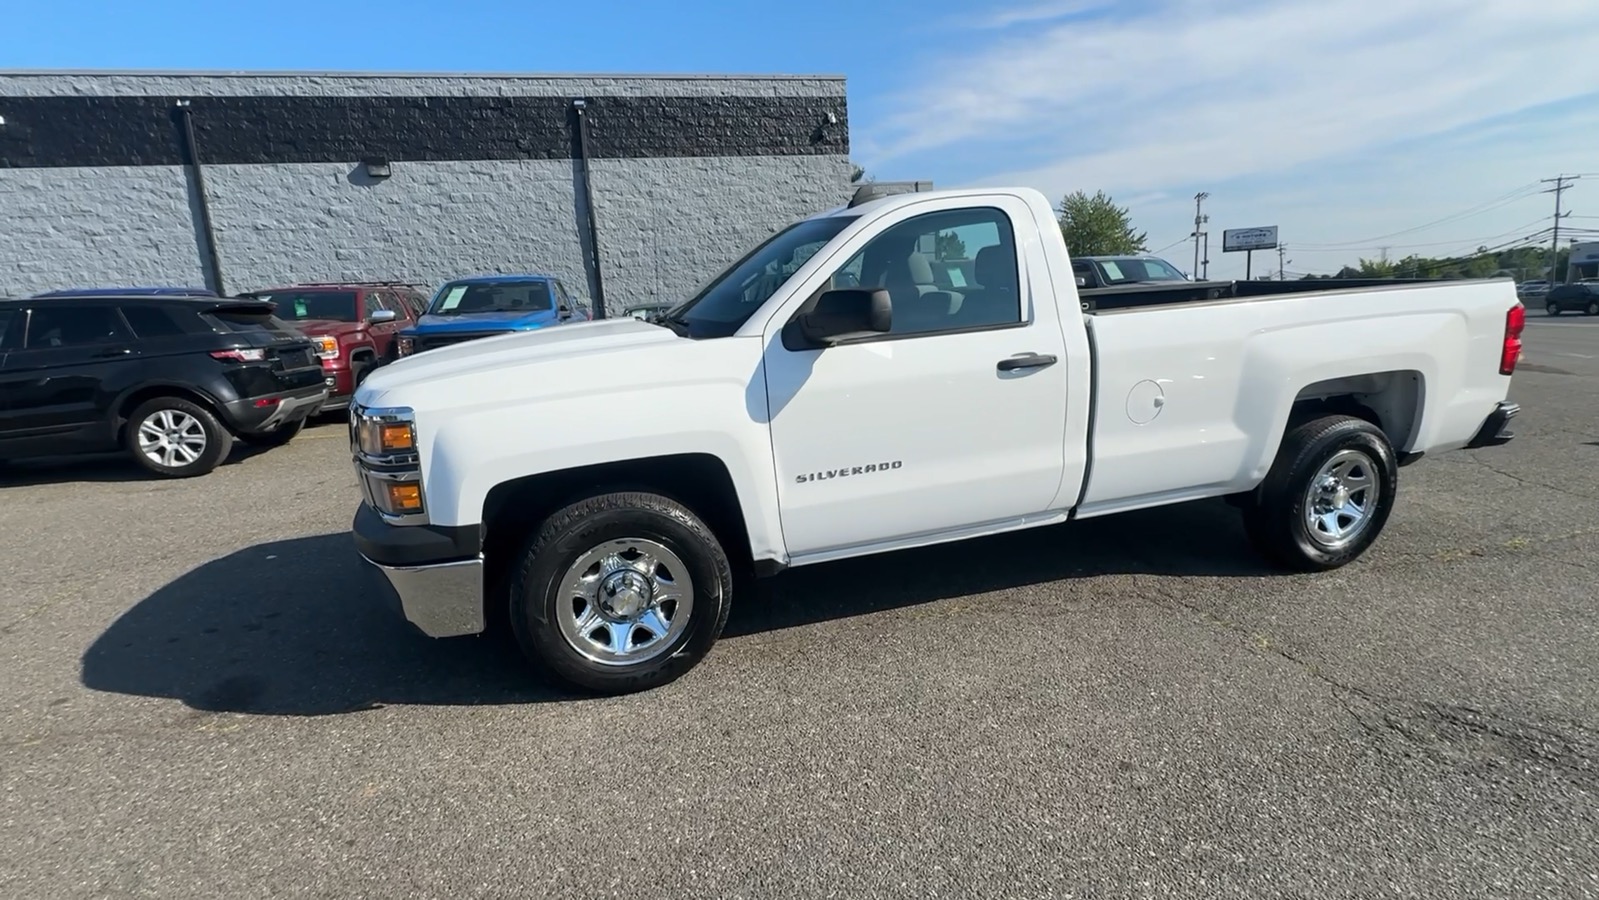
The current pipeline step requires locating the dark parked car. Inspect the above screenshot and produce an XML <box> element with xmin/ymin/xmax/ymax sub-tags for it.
<box><xmin>1072</xmin><ymin>254</ymin><xmax>1191</xmax><ymax>288</ymax></box>
<box><xmin>0</xmin><ymin>293</ymin><xmax>328</xmax><ymax>477</ymax></box>
<box><xmin>32</xmin><ymin>286</ymin><xmax>219</xmax><ymax>298</ymax></box>
<box><xmin>238</xmin><ymin>282</ymin><xmax>427</xmax><ymax>413</ymax></box>
<box><xmin>1543</xmin><ymin>282</ymin><xmax>1599</xmax><ymax>316</ymax></box>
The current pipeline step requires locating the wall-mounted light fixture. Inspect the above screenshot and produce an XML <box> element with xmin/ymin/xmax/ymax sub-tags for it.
<box><xmin>362</xmin><ymin>157</ymin><xmax>392</xmax><ymax>179</ymax></box>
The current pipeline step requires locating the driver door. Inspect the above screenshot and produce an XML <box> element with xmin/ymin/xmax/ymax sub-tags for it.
<box><xmin>761</xmin><ymin>197</ymin><xmax>1072</xmax><ymax>558</ymax></box>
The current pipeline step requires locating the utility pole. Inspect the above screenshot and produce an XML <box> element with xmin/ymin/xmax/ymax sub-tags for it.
<box><xmin>1278</xmin><ymin>243</ymin><xmax>1287</xmax><ymax>280</ymax></box>
<box><xmin>1191</xmin><ymin>192</ymin><xmax>1209</xmax><ymax>280</ymax></box>
<box><xmin>1542</xmin><ymin>175</ymin><xmax>1579</xmax><ymax>283</ymax></box>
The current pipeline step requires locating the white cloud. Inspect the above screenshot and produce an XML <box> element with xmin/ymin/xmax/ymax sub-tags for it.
<box><xmin>861</xmin><ymin>0</ymin><xmax>1599</xmax><ymax>217</ymax></box>
<box><xmin>972</xmin><ymin>0</ymin><xmax>1115</xmax><ymax>29</ymax></box>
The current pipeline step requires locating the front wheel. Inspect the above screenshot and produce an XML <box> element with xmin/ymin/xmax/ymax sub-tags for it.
<box><xmin>1241</xmin><ymin>414</ymin><xmax>1398</xmax><ymax>571</ymax></box>
<box><xmin>1586</xmin><ymin>300</ymin><xmax>1598</xmax><ymax>316</ymax></box>
<box><xmin>508</xmin><ymin>491</ymin><xmax>734</xmax><ymax>694</ymax></box>
<box><xmin>1547</xmin><ymin>302</ymin><xmax>1560</xmax><ymax>316</ymax></box>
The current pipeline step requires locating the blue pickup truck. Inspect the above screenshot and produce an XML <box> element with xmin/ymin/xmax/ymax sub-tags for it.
<box><xmin>396</xmin><ymin>273</ymin><xmax>593</xmax><ymax>356</ymax></box>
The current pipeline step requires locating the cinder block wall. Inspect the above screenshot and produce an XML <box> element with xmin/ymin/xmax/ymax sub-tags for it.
<box><xmin>0</xmin><ymin>72</ymin><xmax>853</xmax><ymax>312</ymax></box>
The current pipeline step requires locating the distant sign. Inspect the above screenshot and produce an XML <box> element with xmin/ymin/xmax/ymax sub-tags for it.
<box><xmin>1223</xmin><ymin>226</ymin><xmax>1279</xmax><ymax>252</ymax></box>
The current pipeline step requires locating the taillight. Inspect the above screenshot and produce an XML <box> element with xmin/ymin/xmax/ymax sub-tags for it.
<box><xmin>1500</xmin><ymin>302</ymin><xmax>1525</xmax><ymax>375</ymax></box>
<box><xmin>211</xmin><ymin>348</ymin><xmax>266</xmax><ymax>362</ymax></box>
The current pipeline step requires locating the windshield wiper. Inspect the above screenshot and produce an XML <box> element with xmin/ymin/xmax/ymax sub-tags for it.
<box><xmin>647</xmin><ymin>309</ymin><xmax>692</xmax><ymax>337</ymax></box>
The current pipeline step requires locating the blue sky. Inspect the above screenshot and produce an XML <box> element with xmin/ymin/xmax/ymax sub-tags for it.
<box><xmin>7</xmin><ymin>0</ymin><xmax>1599</xmax><ymax>278</ymax></box>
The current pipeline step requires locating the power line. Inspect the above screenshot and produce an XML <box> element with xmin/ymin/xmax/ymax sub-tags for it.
<box><xmin>1293</xmin><ymin>181</ymin><xmax>1545</xmax><ymax>249</ymax></box>
<box><xmin>1289</xmin><ymin>216</ymin><xmax>1554</xmax><ymax>255</ymax></box>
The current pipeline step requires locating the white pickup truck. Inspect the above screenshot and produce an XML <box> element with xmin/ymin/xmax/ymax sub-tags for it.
<box><xmin>348</xmin><ymin>184</ymin><xmax>1525</xmax><ymax>694</ymax></box>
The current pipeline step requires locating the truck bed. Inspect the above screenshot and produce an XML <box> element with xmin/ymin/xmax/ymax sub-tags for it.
<box><xmin>1072</xmin><ymin>277</ymin><xmax>1520</xmax><ymax>518</ymax></box>
<box><xmin>1079</xmin><ymin>276</ymin><xmax>1471</xmax><ymax>313</ymax></box>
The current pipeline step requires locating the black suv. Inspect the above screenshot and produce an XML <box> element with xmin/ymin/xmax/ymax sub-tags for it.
<box><xmin>1543</xmin><ymin>282</ymin><xmax>1599</xmax><ymax>316</ymax></box>
<box><xmin>0</xmin><ymin>293</ymin><xmax>329</xmax><ymax>477</ymax></box>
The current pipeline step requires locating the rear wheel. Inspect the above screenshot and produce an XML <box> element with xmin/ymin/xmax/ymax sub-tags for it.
<box><xmin>125</xmin><ymin>396</ymin><xmax>233</xmax><ymax>478</ymax></box>
<box><xmin>508</xmin><ymin>490</ymin><xmax>733</xmax><ymax>694</ymax></box>
<box><xmin>1547</xmin><ymin>301</ymin><xmax>1560</xmax><ymax>316</ymax></box>
<box><xmin>1241</xmin><ymin>414</ymin><xmax>1398</xmax><ymax>571</ymax></box>
<box><xmin>1587</xmin><ymin>300</ymin><xmax>1598</xmax><ymax>316</ymax></box>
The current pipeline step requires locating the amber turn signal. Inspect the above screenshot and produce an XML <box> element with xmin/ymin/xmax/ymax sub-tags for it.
<box><xmin>379</xmin><ymin>423</ymin><xmax>414</xmax><ymax>451</ymax></box>
<box><xmin>385</xmin><ymin>482</ymin><xmax>423</xmax><ymax>513</ymax></box>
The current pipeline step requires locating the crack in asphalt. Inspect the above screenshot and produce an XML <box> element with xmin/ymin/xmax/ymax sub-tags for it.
<box><xmin>1468</xmin><ymin>454</ymin><xmax>1599</xmax><ymax>500</ymax></box>
<box><xmin>1133</xmin><ymin>575</ymin><xmax>1599</xmax><ymax>790</ymax></box>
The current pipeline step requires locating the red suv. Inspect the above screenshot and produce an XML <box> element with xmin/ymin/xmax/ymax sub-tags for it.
<box><xmin>241</xmin><ymin>282</ymin><xmax>429</xmax><ymax>414</ymax></box>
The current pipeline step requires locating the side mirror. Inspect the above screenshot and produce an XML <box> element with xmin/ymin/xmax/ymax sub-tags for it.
<box><xmin>369</xmin><ymin>308</ymin><xmax>398</xmax><ymax>324</ymax></box>
<box><xmin>792</xmin><ymin>288</ymin><xmax>892</xmax><ymax>347</ymax></box>
<box><xmin>1075</xmin><ymin>276</ymin><xmax>1087</xmax><ymax>287</ymax></box>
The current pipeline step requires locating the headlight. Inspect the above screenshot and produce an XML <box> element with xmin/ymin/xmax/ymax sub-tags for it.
<box><xmin>350</xmin><ymin>405</ymin><xmax>426</xmax><ymax>522</ymax></box>
<box><xmin>397</xmin><ymin>335</ymin><xmax>415</xmax><ymax>356</ymax></box>
<box><xmin>310</xmin><ymin>335</ymin><xmax>340</xmax><ymax>359</ymax></box>
<box><xmin>352</xmin><ymin>406</ymin><xmax>417</xmax><ymax>460</ymax></box>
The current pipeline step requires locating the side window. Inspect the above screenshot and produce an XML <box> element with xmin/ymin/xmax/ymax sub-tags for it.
<box><xmin>0</xmin><ymin>310</ymin><xmax>15</xmax><ymax>349</ymax></box>
<box><xmin>25</xmin><ymin>305</ymin><xmax>132</xmax><ymax>349</ymax></box>
<box><xmin>826</xmin><ymin>206</ymin><xmax>1021</xmax><ymax>337</ymax></box>
<box><xmin>363</xmin><ymin>291</ymin><xmax>386</xmax><ymax>317</ymax></box>
<box><xmin>120</xmin><ymin>304</ymin><xmax>187</xmax><ymax>338</ymax></box>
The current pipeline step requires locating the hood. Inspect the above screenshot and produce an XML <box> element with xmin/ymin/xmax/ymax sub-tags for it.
<box><xmin>410</xmin><ymin>309</ymin><xmax>561</xmax><ymax>333</ymax></box>
<box><xmin>286</xmin><ymin>318</ymin><xmax>363</xmax><ymax>336</ymax></box>
<box><xmin>358</xmin><ymin>317</ymin><xmax>682</xmax><ymax>404</ymax></box>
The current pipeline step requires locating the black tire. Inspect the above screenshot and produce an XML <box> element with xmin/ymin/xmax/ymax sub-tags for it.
<box><xmin>1241</xmin><ymin>414</ymin><xmax>1398</xmax><ymax>572</ymax></box>
<box><xmin>1587</xmin><ymin>300</ymin><xmax>1599</xmax><ymax>316</ymax></box>
<box><xmin>124</xmin><ymin>395</ymin><xmax>233</xmax><ymax>478</ymax></box>
<box><xmin>1546</xmin><ymin>302</ymin><xmax>1560</xmax><ymax>316</ymax></box>
<box><xmin>508</xmin><ymin>490</ymin><xmax>734</xmax><ymax>694</ymax></box>
<box><xmin>237</xmin><ymin>416</ymin><xmax>306</xmax><ymax>448</ymax></box>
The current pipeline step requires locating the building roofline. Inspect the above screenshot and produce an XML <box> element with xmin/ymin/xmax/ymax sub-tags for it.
<box><xmin>0</xmin><ymin>68</ymin><xmax>847</xmax><ymax>82</ymax></box>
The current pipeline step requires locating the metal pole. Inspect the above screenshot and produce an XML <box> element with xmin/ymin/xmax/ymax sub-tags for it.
<box><xmin>1246</xmin><ymin>250</ymin><xmax>1252</xmax><ymax>280</ymax></box>
<box><xmin>572</xmin><ymin>99</ymin><xmax>609</xmax><ymax>318</ymax></box>
<box><xmin>176</xmin><ymin>101</ymin><xmax>226</xmax><ymax>296</ymax></box>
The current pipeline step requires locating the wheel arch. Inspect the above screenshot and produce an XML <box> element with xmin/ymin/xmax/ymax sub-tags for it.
<box><xmin>1287</xmin><ymin>369</ymin><xmax>1425</xmax><ymax>453</ymax></box>
<box><xmin>477</xmin><ymin>453</ymin><xmax>756</xmax><ymax>625</ymax></box>
<box><xmin>112</xmin><ymin>381</ymin><xmax>230</xmax><ymax>440</ymax></box>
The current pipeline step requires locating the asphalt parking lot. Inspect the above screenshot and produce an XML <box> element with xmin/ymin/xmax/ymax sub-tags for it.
<box><xmin>3</xmin><ymin>315</ymin><xmax>1598</xmax><ymax>899</ymax></box>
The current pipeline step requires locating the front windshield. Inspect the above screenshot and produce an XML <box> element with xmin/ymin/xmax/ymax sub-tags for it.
<box><xmin>427</xmin><ymin>280</ymin><xmax>554</xmax><ymax>316</ymax></box>
<box><xmin>663</xmin><ymin>215</ymin><xmax>857</xmax><ymax>339</ymax></box>
<box><xmin>255</xmin><ymin>291</ymin><xmax>359</xmax><ymax>322</ymax></box>
<box><xmin>1095</xmin><ymin>257</ymin><xmax>1188</xmax><ymax>284</ymax></box>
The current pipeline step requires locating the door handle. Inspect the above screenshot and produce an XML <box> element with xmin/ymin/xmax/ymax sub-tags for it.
<box><xmin>93</xmin><ymin>347</ymin><xmax>133</xmax><ymax>358</ymax></box>
<box><xmin>997</xmin><ymin>352</ymin><xmax>1058</xmax><ymax>371</ymax></box>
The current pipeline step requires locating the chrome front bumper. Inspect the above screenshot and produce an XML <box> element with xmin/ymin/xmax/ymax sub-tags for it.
<box><xmin>360</xmin><ymin>553</ymin><xmax>486</xmax><ymax>638</ymax></box>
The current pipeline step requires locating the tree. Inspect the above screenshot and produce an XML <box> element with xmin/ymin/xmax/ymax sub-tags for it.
<box><xmin>934</xmin><ymin>230</ymin><xmax>966</xmax><ymax>260</ymax></box>
<box><xmin>849</xmin><ymin>163</ymin><xmax>871</xmax><ymax>184</ymax></box>
<box><xmin>1057</xmin><ymin>190</ymin><xmax>1148</xmax><ymax>256</ymax></box>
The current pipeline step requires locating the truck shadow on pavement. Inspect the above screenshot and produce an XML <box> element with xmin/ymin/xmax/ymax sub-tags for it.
<box><xmin>81</xmin><ymin>498</ymin><xmax>1282</xmax><ymax>716</ymax></box>
<box><xmin>0</xmin><ymin>446</ymin><xmax>278</xmax><ymax>488</ymax></box>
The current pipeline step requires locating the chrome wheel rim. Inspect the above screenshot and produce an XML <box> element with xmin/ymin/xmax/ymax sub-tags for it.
<box><xmin>137</xmin><ymin>409</ymin><xmax>207</xmax><ymax>469</ymax></box>
<box><xmin>1303</xmin><ymin>448</ymin><xmax>1380</xmax><ymax>549</ymax></box>
<box><xmin>554</xmin><ymin>538</ymin><xmax>694</xmax><ymax>666</ymax></box>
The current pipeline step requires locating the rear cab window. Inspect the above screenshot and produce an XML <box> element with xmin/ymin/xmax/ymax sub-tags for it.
<box><xmin>0</xmin><ymin>309</ymin><xmax>17</xmax><ymax>350</ymax></box>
